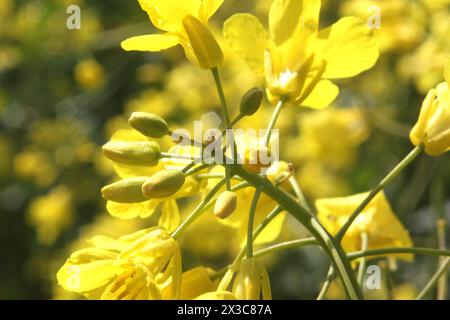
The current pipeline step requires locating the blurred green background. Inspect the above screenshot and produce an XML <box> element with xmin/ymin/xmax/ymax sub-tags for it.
<box><xmin>0</xmin><ymin>0</ymin><xmax>449</xmax><ymax>299</ymax></box>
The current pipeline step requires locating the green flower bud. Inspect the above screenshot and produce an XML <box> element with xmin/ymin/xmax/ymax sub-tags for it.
<box><xmin>102</xmin><ymin>141</ymin><xmax>160</xmax><ymax>166</ymax></box>
<box><xmin>128</xmin><ymin>112</ymin><xmax>170</xmax><ymax>139</ymax></box>
<box><xmin>142</xmin><ymin>170</ymin><xmax>185</xmax><ymax>199</ymax></box>
<box><xmin>183</xmin><ymin>15</ymin><xmax>224</xmax><ymax>69</ymax></box>
<box><xmin>101</xmin><ymin>177</ymin><xmax>148</xmax><ymax>203</ymax></box>
<box><xmin>240</xmin><ymin>87</ymin><xmax>263</xmax><ymax>116</ymax></box>
<box><xmin>214</xmin><ymin>191</ymin><xmax>237</xmax><ymax>219</ymax></box>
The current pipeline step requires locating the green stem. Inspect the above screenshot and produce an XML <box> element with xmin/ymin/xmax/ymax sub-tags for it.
<box><xmin>171</xmin><ymin>178</ymin><xmax>226</xmax><ymax>239</ymax></box>
<box><xmin>317</xmin><ymin>266</ymin><xmax>335</xmax><ymax>300</ymax></box>
<box><xmin>336</xmin><ymin>146</ymin><xmax>423</xmax><ymax>241</ymax></box>
<box><xmin>348</xmin><ymin>247</ymin><xmax>450</xmax><ymax>260</ymax></box>
<box><xmin>288</xmin><ymin>176</ymin><xmax>311</xmax><ymax>212</ymax></box>
<box><xmin>211</xmin><ymin>206</ymin><xmax>284</xmax><ymax>281</ymax></box>
<box><xmin>264</xmin><ymin>99</ymin><xmax>285</xmax><ymax>147</ymax></box>
<box><xmin>416</xmin><ymin>258</ymin><xmax>450</xmax><ymax>300</ymax></box>
<box><xmin>253</xmin><ymin>238</ymin><xmax>318</xmax><ymax>258</ymax></box>
<box><xmin>247</xmin><ymin>187</ymin><xmax>263</xmax><ymax>258</ymax></box>
<box><xmin>232</xmin><ymin>164</ymin><xmax>362</xmax><ymax>300</ymax></box>
<box><xmin>357</xmin><ymin>232</ymin><xmax>369</xmax><ymax>287</ymax></box>
<box><xmin>234</xmin><ymin>206</ymin><xmax>283</xmax><ymax>265</ymax></box>
<box><xmin>171</xmin><ymin>180</ymin><xmax>251</xmax><ymax>239</ymax></box>
<box><xmin>211</xmin><ymin>68</ymin><xmax>233</xmax><ymax>190</ymax></box>
<box><xmin>211</xmin><ymin>68</ymin><xmax>231</xmax><ymax>127</ymax></box>
<box><xmin>196</xmin><ymin>174</ymin><xmax>243</xmax><ymax>181</ymax></box>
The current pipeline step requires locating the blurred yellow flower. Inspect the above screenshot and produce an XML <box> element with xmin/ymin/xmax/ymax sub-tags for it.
<box><xmin>57</xmin><ymin>227</ymin><xmax>182</xmax><ymax>300</ymax></box>
<box><xmin>316</xmin><ymin>191</ymin><xmax>413</xmax><ymax>260</ymax></box>
<box><xmin>14</xmin><ymin>150</ymin><xmax>57</xmax><ymax>187</ymax></box>
<box><xmin>294</xmin><ymin>107</ymin><xmax>370</xmax><ymax>170</ymax></box>
<box><xmin>224</xmin><ymin>0</ymin><xmax>379</xmax><ymax>108</ymax></box>
<box><xmin>341</xmin><ymin>0</ymin><xmax>425</xmax><ymax>52</ymax></box>
<box><xmin>74</xmin><ymin>59</ymin><xmax>105</xmax><ymax>90</ymax></box>
<box><xmin>121</xmin><ymin>0</ymin><xmax>224</xmax><ymax>68</ymax></box>
<box><xmin>27</xmin><ymin>186</ymin><xmax>74</xmax><ymax>245</ymax></box>
<box><xmin>410</xmin><ymin>80</ymin><xmax>450</xmax><ymax>156</ymax></box>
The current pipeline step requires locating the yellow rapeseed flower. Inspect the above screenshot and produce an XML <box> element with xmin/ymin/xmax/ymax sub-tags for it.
<box><xmin>121</xmin><ymin>0</ymin><xmax>224</xmax><ymax>68</ymax></box>
<box><xmin>57</xmin><ymin>227</ymin><xmax>182</xmax><ymax>300</ymax></box>
<box><xmin>410</xmin><ymin>67</ymin><xmax>450</xmax><ymax>156</ymax></box>
<box><xmin>27</xmin><ymin>186</ymin><xmax>74</xmax><ymax>245</ymax></box>
<box><xmin>224</xmin><ymin>0</ymin><xmax>379</xmax><ymax>108</ymax></box>
<box><xmin>316</xmin><ymin>191</ymin><xmax>413</xmax><ymax>261</ymax></box>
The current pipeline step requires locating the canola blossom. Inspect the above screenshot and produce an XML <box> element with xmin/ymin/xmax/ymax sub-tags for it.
<box><xmin>42</xmin><ymin>0</ymin><xmax>450</xmax><ymax>301</ymax></box>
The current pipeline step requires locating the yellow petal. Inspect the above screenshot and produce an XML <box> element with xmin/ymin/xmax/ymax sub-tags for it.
<box><xmin>159</xmin><ymin>199</ymin><xmax>181</xmax><ymax>232</ymax></box>
<box><xmin>254</xmin><ymin>212</ymin><xmax>286</xmax><ymax>244</ymax></box>
<box><xmin>121</xmin><ymin>34</ymin><xmax>180</xmax><ymax>52</ymax></box>
<box><xmin>269</xmin><ymin>0</ymin><xmax>321</xmax><ymax>45</ymax></box>
<box><xmin>106</xmin><ymin>200</ymin><xmax>160</xmax><ymax>219</ymax></box>
<box><xmin>57</xmin><ymin>260</ymin><xmax>122</xmax><ymax>293</ymax></box>
<box><xmin>316</xmin><ymin>17</ymin><xmax>379</xmax><ymax>79</ymax></box>
<box><xmin>300</xmin><ymin>80</ymin><xmax>339</xmax><ymax>109</ymax></box>
<box><xmin>138</xmin><ymin>0</ymin><xmax>201</xmax><ymax>32</ymax></box>
<box><xmin>224</xmin><ymin>14</ymin><xmax>269</xmax><ymax>75</ymax></box>
<box><xmin>200</xmin><ymin>0</ymin><xmax>224</xmax><ymax>21</ymax></box>
<box><xmin>177</xmin><ymin>267</ymin><xmax>216</xmax><ymax>299</ymax></box>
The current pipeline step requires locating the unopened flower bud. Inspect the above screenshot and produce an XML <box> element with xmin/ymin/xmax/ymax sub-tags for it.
<box><xmin>183</xmin><ymin>15</ymin><xmax>224</xmax><ymax>69</ymax></box>
<box><xmin>101</xmin><ymin>177</ymin><xmax>148</xmax><ymax>203</ymax></box>
<box><xmin>102</xmin><ymin>141</ymin><xmax>160</xmax><ymax>166</ymax></box>
<box><xmin>410</xmin><ymin>81</ymin><xmax>450</xmax><ymax>156</ymax></box>
<box><xmin>266</xmin><ymin>161</ymin><xmax>293</xmax><ymax>184</ymax></box>
<box><xmin>128</xmin><ymin>112</ymin><xmax>170</xmax><ymax>139</ymax></box>
<box><xmin>240</xmin><ymin>88</ymin><xmax>263</xmax><ymax>116</ymax></box>
<box><xmin>142</xmin><ymin>170</ymin><xmax>185</xmax><ymax>199</ymax></box>
<box><xmin>214</xmin><ymin>191</ymin><xmax>237</xmax><ymax>219</ymax></box>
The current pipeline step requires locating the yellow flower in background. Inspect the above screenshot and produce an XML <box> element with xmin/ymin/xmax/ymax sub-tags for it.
<box><xmin>224</xmin><ymin>0</ymin><xmax>379</xmax><ymax>108</ymax></box>
<box><xmin>57</xmin><ymin>227</ymin><xmax>182</xmax><ymax>300</ymax></box>
<box><xmin>27</xmin><ymin>186</ymin><xmax>74</xmax><ymax>245</ymax></box>
<box><xmin>74</xmin><ymin>59</ymin><xmax>105</xmax><ymax>90</ymax></box>
<box><xmin>216</xmin><ymin>258</ymin><xmax>272</xmax><ymax>300</ymax></box>
<box><xmin>293</xmin><ymin>107</ymin><xmax>370</xmax><ymax>170</ymax></box>
<box><xmin>398</xmin><ymin>8</ymin><xmax>450</xmax><ymax>93</ymax></box>
<box><xmin>121</xmin><ymin>0</ymin><xmax>224</xmax><ymax>68</ymax></box>
<box><xmin>316</xmin><ymin>191</ymin><xmax>413</xmax><ymax>261</ymax></box>
<box><xmin>14</xmin><ymin>150</ymin><xmax>57</xmax><ymax>187</ymax></box>
<box><xmin>410</xmin><ymin>77</ymin><xmax>450</xmax><ymax>156</ymax></box>
<box><xmin>341</xmin><ymin>0</ymin><xmax>425</xmax><ymax>53</ymax></box>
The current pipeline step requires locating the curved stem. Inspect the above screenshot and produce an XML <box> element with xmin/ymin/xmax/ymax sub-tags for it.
<box><xmin>288</xmin><ymin>176</ymin><xmax>311</xmax><ymax>211</ymax></box>
<box><xmin>317</xmin><ymin>266</ymin><xmax>335</xmax><ymax>300</ymax></box>
<box><xmin>357</xmin><ymin>233</ymin><xmax>369</xmax><ymax>286</ymax></box>
<box><xmin>171</xmin><ymin>178</ymin><xmax>226</xmax><ymax>239</ymax></box>
<box><xmin>264</xmin><ymin>99</ymin><xmax>285</xmax><ymax>147</ymax></box>
<box><xmin>416</xmin><ymin>258</ymin><xmax>450</xmax><ymax>300</ymax></box>
<box><xmin>211</xmin><ymin>68</ymin><xmax>233</xmax><ymax>190</ymax></box>
<box><xmin>253</xmin><ymin>238</ymin><xmax>318</xmax><ymax>258</ymax></box>
<box><xmin>336</xmin><ymin>146</ymin><xmax>423</xmax><ymax>241</ymax></box>
<box><xmin>247</xmin><ymin>187</ymin><xmax>263</xmax><ymax>258</ymax></box>
<box><xmin>348</xmin><ymin>247</ymin><xmax>450</xmax><ymax>260</ymax></box>
<box><xmin>232</xmin><ymin>164</ymin><xmax>363</xmax><ymax>300</ymax></box>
